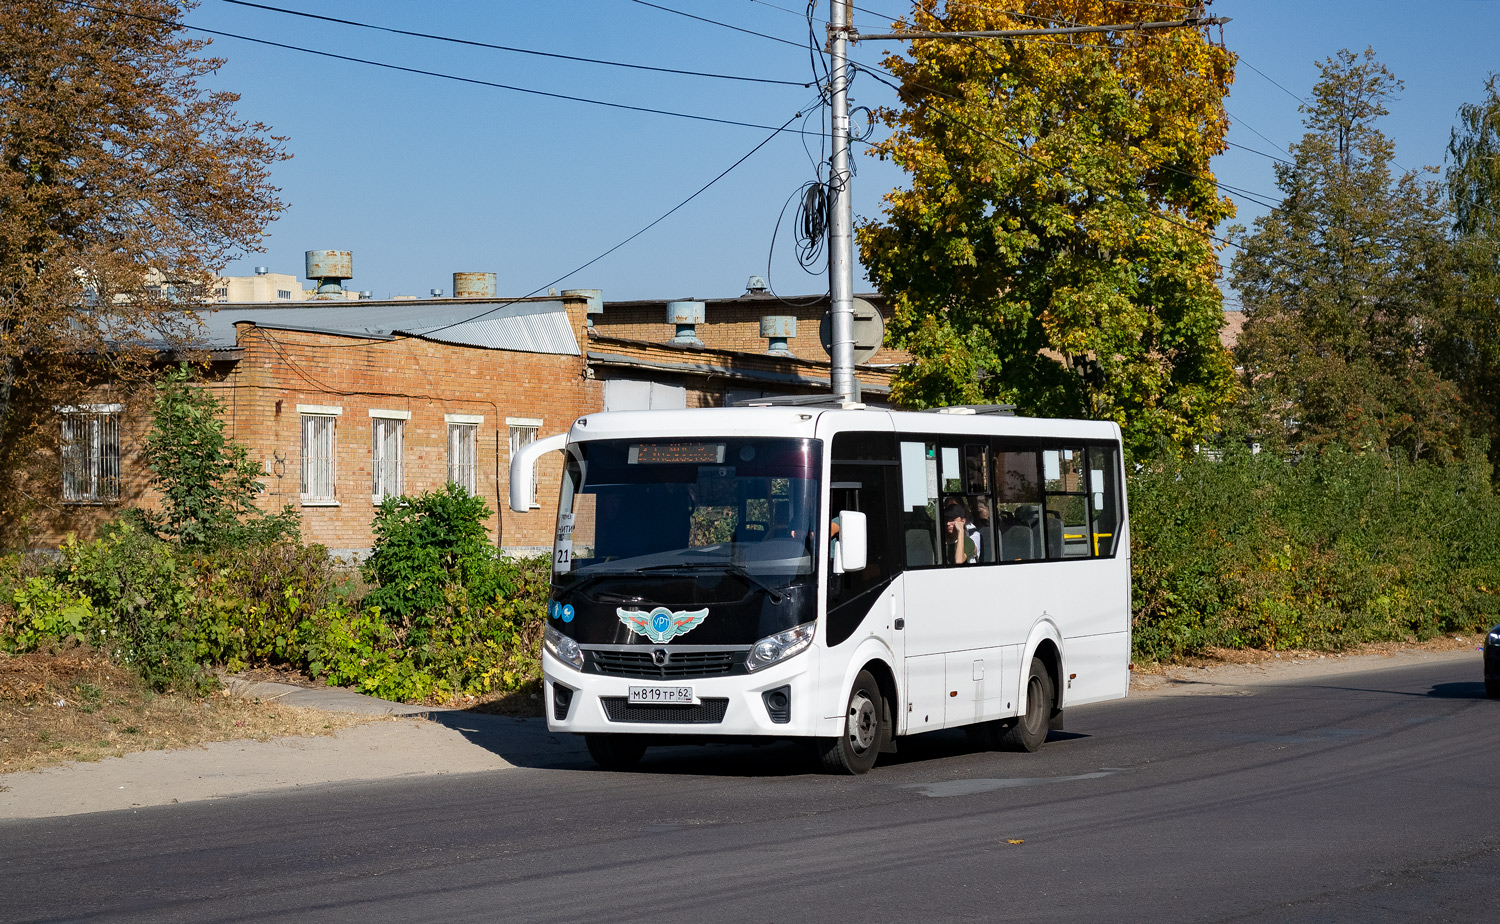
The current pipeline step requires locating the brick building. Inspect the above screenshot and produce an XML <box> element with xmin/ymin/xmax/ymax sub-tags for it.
<box><xmin>32</xmin><ymin>283</ymin><xmax>898</xmax><ymax>556</ymax></box>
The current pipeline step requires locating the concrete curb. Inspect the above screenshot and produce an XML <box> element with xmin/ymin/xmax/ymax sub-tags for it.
<box><xmin>218</xmin><ymin>675</ymin><xmax>451</xmax><ymax>717</ymax></box>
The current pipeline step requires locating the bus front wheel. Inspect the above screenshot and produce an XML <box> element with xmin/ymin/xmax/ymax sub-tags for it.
<box><xmin>584</xmin><ymin>733</ymin><xmax>648</xmax><ymax>771</ymax></box>
<box><xmin>998</xmin><ymin>658</ymin><xmax>1055</xmax><ymax>753</ymax></box>
<box><xmin>817</xmin><ymin>670</ymin><xmax>885</xmax><ymax>775</ymax></box>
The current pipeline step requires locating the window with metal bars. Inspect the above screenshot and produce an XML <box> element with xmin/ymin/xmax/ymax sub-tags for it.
<box><xmin>300</xmin><ymin>414</ymin><xmax>337</xmax><ymax>502</ymax></box>
<box><xmin>60</xmin><ymin>410</ymin><xmax>121</xmax><ymax>503</ymax></box>
<box><xmin>372</xmin><ymin>417</ymin><xmax>404</xmax><ymax>501</ymax></box>
<box><xmin>509</xmin><ymin>424</ymin><xmax>539</xmax><ymax>508</ymax></box>
<box><xmin>448</xmin><ymin>423</ymin><xmax>478</xmax><ymax>494</ymax></box>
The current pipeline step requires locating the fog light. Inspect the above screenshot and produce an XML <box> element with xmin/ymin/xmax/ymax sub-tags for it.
<box><xmin>553</xmin><ymin>683</ymin><xmax>574</xmax><ymax>721</ymax></box>
<box><xmin>762</xmin><ymin>685</ymin><xmax>791</xmax><ymax>724</ymax></box>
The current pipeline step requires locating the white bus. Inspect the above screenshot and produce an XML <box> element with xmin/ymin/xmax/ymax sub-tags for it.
<box><xmin>511</xmin><ymin>403</ymin><xmax>1130</xmax><ymax>774</ymax></box>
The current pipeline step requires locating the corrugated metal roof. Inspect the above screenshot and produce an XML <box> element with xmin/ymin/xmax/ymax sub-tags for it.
<box><xmin>194</xmin><ymin>298</ymin><xmax>578</xmax><ymax>355</ymax></box>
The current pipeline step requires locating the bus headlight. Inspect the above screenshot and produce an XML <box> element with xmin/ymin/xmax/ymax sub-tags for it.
<box><xmin>746</xmin><ymin>622</ymin><xmax>815</xmax><ymax>673</ymax></box>
<box><xmin>544</xmin><ymin>624</ymin><xmax>585</xmax><ymax>671</ymax></box>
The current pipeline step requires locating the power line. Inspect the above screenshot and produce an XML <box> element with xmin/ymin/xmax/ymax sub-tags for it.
<box><xmin>242</xmin><ymin>110</ymin><xmax>808</xmax><ymax>350</ymax></box>
<box><xmin>219</xmin><ymin>0</ymin><xmax>811</xmax><ymax>87</ymax></box>
<box><xmin>851</xmin><ymin>62</ymin><xmax>1321</xmax><ymax>277</ymax></box>
<box><xmin>625</xmin><ymin>0</ymin><xmax>807</xmax><ymax>49</ymax></box>
<box><xmin>63</xmin><ymin>1</ymin><xmax>804</xmax><ymax>133</ymax></box>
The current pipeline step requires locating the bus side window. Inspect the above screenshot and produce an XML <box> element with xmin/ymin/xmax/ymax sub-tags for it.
<box><xmin>1042</xmin><ymin>448</ymin><xmax>1090</xmax><ymax>559</ymax></box>
<box><xmin>993</xmin><ymin>448</ymin><xmax>1043</xmax><ymax>561</ymax></box>
<box><xmin>899</xmin><ymin>440</ymin><xmax>939</xmax><ymax>567</ymax></box>
<box><xmin>1088</xmin><ymin>445</ymin><xmax>1122</xmax><ymax>557</ymax></box>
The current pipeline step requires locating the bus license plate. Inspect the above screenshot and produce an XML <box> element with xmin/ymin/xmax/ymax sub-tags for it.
<box><xmin>628</xmin><ymin>685</ymin><xmax>694</xmax><ymax>705</ymax></box>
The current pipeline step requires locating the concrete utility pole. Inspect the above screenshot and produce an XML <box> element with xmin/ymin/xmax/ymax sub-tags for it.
<box><xmin>826</xmin><ymin>0</ymin><xmax>858</xmax><ymax>403</ymax></box>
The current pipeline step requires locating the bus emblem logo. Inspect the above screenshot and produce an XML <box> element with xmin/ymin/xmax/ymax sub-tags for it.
<box><xmin>617</xmin><ymin>607</ymin><xmax>709</xmax><ymax>644</ymax></box>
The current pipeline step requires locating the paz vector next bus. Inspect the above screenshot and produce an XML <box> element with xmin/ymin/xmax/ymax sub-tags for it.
<box><xmin>510</xmin><ymin>403</ymin><xmax>1130</xmax><ymax>774</ymax></box>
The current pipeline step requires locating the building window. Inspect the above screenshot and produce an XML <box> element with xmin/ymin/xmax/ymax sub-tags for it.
<box><xmin>277</xmin><ymin>289</ymin><xmax>292</xmax><ymax>300</ymax></box>
<box><xmin>370</xmin><ymin>412</ymin><xmax>406</xmax><ymax>502</ymax></box>
<box><xmin>446</xmin><ymin>415</ymin><xmax>482</xmax><ymax>494</ymax></box>
<box><xmin>508</xmin><ymin>418</ymin><xmax>542</xmax><ymax>508</ymax></box>
<box><xmin>215</xmin><ymin>287</ymin><xmax>228</xmax><ymax>297</ymax></box>
<box><xmin>60</xmin><ymin>407</ymin><xmax>121</xmax><ymax>503</ymax></box>
<box><xmin>298</xmin><ymin>406</ymin><xmax>341</xmax><ymax>504</ymax></box>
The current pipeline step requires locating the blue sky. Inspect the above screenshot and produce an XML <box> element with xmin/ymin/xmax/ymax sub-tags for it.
<box><xmin>190</xmin><ymin>1</ymin><xmax>1500</xmax><ymax>303</ymax></box>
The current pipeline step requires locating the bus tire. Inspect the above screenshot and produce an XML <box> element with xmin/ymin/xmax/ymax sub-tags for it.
<box><xmin>999</xmin><ymin>658</ymin><xmax>1054</xmax><ymax>753</ymax></box>
<box><xmin>584</xmin><ymin>734</ymin><xmax>648</xmax><ymax>771</ymax></box>
<box><xmin>817</xmin><ymin>670</ymin><xmax>885</xmax><ymax>775</ymax></box>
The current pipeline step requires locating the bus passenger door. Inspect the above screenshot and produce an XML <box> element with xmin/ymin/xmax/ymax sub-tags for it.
<box><xmin>896</xmin><ymin>440</ymin><xmax>959</xmax><ymax>733</ymax></box>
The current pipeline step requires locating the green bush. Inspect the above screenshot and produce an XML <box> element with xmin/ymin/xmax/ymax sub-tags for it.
<box><xmin>363</xmin><ymin>483</ymin><xmax>504</xmax><ymax>640</ymax></box>
<box><xmin>1130</xmin><ymin>446</ymin><xmax>1500</xmax><ymax>662</ymax></box>
<box><xmin>296</xmin><ymin>554</ymin><xmax>548</xmax><ymax>702</ymax></box>
<box><xmin>0</xmin><ymin>571</ymin><xmax>94</xmax><ymax>653</ymax></box>
<box><xmin>60</xmin><ymin>521</ymin><xmax>207</xmax><ymax>693</ymax></box>
<box><xmin>191</xmin><ymin>540</ymin><xmax>347</xmax><ymax>673</ymax></box>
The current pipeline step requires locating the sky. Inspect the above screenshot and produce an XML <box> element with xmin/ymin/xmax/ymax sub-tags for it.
<box><xmin>187</xmin><ymin>0</ymin><xmax>1500</xmax><ymax>304</ymax></box>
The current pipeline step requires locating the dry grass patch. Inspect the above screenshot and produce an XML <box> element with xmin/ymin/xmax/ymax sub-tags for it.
<box><xmin>1</xmin><ymin>648</ymin><xmax>374</xmax><ymax>774</ymax></box>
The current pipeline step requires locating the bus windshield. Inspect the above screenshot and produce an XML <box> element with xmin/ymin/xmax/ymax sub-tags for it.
<box><xmin>554</xmin><ymin>437</ymin><xmax>822</xmax><ymax>587</ymax></box>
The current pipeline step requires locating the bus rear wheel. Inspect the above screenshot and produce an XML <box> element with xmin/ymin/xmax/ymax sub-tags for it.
<box><xmin>998</xmin><ymin>658</ymin><xmax>1055</xmax><ymax>753</ymax></box>
<box><xmin>584</xmin><ymin>733</ymin><xmax>648</xmax><ymax>771</ymax></box>
<box><xmin>817</xmin><ymin>670</ymin><xmax>885</xmax><ymax>775</ymax></box>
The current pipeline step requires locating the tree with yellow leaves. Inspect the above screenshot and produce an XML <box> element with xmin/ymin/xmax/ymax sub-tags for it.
<box><xmin>859</xmin><ymin>1</ymin><xmax>1237</xmax><ymax>456</ymax></box>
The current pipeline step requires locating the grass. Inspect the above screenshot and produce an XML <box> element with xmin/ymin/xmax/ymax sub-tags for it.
<box><xmin>0</xmin><ymin>648</ymin><xmax>374</xmax><ymax>775</ymax></box>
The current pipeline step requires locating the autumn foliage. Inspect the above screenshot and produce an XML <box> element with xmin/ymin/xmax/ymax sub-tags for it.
<box><xmin>861</xmin><ymin>0</ymin><xmax>1238</xmax><ymax>456</ymax></box>
<box><xmin>0</xmin><ymin>1</ymin><xmax>287</xmax><ymax>536</ymax></box>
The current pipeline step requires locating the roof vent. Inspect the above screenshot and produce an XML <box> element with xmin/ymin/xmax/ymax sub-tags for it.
<box><xmin>761</xmin><ymin>315</ymin><xmax>795</xmax><ymax>355</ymax></box>
<box><xmin>429</xmin><ymin>288</ymin><xmax>443</xmax><ymax>298</ymax></box>
<box><xmin>305</xmin><ymin>250</ymin><xmax>352</xmax><ymax>297</ymax></box>
<box><xmin>746</xmin><ymin>274</ymin><xmax>769</xmax><ymax>294</ymax></box>
<box><xmin>667</xmin><ymin>300</ymin><xmax>705</xmax><ymax>348</ymax></box>
<box><xmin>254</xmin><ymin>266</ymin><xmax>269</xmax><ymax>276</ymax></box>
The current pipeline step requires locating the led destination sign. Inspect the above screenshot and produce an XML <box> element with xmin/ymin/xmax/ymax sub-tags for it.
<box><xmin>627</xmin><ymin>441</ymin><xmax>726</xmax><ymax>465</ymax></box>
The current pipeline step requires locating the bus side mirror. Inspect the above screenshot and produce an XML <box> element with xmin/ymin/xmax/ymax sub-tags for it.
<box><xmin>509</xmin><ymin>433</ymin><xmax>568</xmax><ymax>513</ymax></box>
<box><xmin>833</xmin><ymin>510</ymin><xmax>867</xmax><ymax>574</ymax></box>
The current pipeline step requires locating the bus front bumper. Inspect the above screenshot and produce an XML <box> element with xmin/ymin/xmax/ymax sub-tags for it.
<box><xmin>541</xmin><ymin>647</ymin><xmax>833</xmax><ymax>738</ymax></box>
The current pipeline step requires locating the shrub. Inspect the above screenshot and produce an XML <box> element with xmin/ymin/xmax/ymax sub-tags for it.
<box><xmin>191</xmin><ymin>540</ymin><xmax>347</xmax><ymax>672</ymax></box>
<box><xmin>60</xmin><ymin>520</ymin><xmax>207</xmax><ymax>693</ymax></box>
<box><xmin>362</xmin><ymin>483</ymin><xmax>500</xmax><ymax>639</ymax></box>
<box><xmin>1129</xmin><ymin>446</ymin><xmax>1500</xmax><ymax>662</ymax></box>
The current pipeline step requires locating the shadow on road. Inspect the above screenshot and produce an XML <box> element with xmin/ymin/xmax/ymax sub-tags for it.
<box><xmin>423</xmin><ymin>707</ymin><xmax>1092</xmax><ymax>777</ymax></box>
<box><xmin>1426</xmin><ymin>681</ymin><xmax>1489</xmax><ymax>699</ymax></box>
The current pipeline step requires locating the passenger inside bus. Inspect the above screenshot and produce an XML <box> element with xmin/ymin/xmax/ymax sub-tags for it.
<box><xmin>942</xmin><ymin>500</ymin><xmax>980</xmax><ymax>565</ymax></box>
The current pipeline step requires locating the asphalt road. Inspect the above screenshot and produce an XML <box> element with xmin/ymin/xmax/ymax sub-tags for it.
<box><xmin>2</xmin><ymin>657</ymin><xmax>1495</xmax><ymax>924</ymax></box>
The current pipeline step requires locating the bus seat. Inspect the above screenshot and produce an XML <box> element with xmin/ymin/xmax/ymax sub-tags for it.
<box><xmin>1001</xmin><ymin>524</ymin><xmax>1034</xmax><ymax>560</ymax></box>
<box><xmin>905</xmin><ymin>528</ymin><xmax>935</xmax><ymax>566</ymax></box>
<box><xmin>1044</xmin><ymin>509</ymin><xmax>1063</xmax><ymax>558</ymax></box>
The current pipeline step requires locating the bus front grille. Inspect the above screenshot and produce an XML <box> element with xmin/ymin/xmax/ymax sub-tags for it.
<box><xmin>600</xmin><ymin>697</ymin><xmax>730</xmax><ymax>724</ymax></box>
<box><xmin>589</xmin><ymin>649</ymin><xmax>741</xmax><ymax>679</ymax></box>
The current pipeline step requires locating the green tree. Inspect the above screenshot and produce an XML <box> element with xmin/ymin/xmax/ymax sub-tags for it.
<box><xmin>0</xmin><ymin>1</ymin><xmax>286</xmax><ymax>537</ymax></box>
<box><xmin>1435</xmin><ymin>73</ymin><xmax>1500</xmax><ymax>454</ymax></box>
<box><xmin>141</xmin><ymin>365</ymin><xmax>298</xmax><ymax>548</ymax></box>
<box><xmin>859</xmin><ymin>1</ymin><xmax>1238</xmax><ymax>456</ymax></box>
<box><xmin>1231</xmin><ymin>49</ymin><xmax>1465</xmax><ymax>461</ymax></box>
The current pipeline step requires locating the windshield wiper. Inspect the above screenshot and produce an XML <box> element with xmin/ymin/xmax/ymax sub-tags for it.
<box><xmin>635</xmin><ymin>562</ymin><xmax>787</xmax><ymax>604</ymax></box>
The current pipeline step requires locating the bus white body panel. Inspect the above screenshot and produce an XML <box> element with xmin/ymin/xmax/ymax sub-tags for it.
<box><xmin>529</xmin><ymin>405</ymin><xmax>1131</xmax><ymax>765</ymax></box>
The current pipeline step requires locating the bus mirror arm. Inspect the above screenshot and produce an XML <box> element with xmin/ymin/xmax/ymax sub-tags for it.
<box><xmin>509</xmin><ymin>433</ymin><xmax>568</xmax><ymax>513</ymax></box>
<box><xmin>833</xmin><ymin>510</ymin><xmax>867</xmax><ymax>574</ymax></box>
